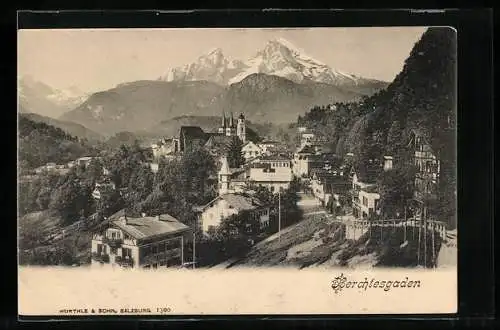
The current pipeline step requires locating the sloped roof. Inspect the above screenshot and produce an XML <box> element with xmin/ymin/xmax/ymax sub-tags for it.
<box><xmin>220</xmin><ymin>193</ymin><xmax>265</xmax><ymax>210</ymax></box>
<box><xmin>248</xmin><ymin>167</ymin><xmax>293</xmax><ymax>182</ymax></box>
<box><xmin>205</xmin><ymin>134</ymin><xmax>233</xmax><ymax>149</ymax></box>
<box><xmin>259</xmin><ymin>140</ymin><xmax>279</xmax><ymax>145</ymax></box>
<box><xmin>258</xmin><ymin>154</ymin><xmax>291</xmax><ymax>162</ymax></box>
<box><xmin>179</xmin><ymin>126</ymin><xmax>207</xmax><ymax>140</ymax></box>
<box><xmin>296</xmin><ymin>144</ymin><xmax>316</xmax><ymax>154</ymax></box>
<box><xmin>113</xmin><ymin>214</ymin><xmax>189</xmax><ymax>240</ymax></box>
<box><xmin>196</xmin><ymin>193</ymin><xmax>266</xmax><ymax>212</ymax></box>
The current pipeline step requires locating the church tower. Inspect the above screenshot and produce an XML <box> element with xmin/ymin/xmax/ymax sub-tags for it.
<box><xmin>237</xmin><ymin>113</ymin><xmax>246</xmax><ymax>143</ymax></box>
<box><xmin>218</xmin><ymin>156</ymin><xmax>231</xmax><ymax>195</ymax></box>
<box><xmin>218</xmin><ymin>111</ymin><xmax>226</xmax><ymax>134</ymax></box>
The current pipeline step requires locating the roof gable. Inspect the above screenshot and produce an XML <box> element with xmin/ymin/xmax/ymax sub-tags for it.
<box><xmin>196</xmin><ymin>193</ymin><xmax>266</xmax><ymax>212</ymax></box>
<box><xmin>180</xmin><ymin>126</ymin><xmax>207</xmax><ymax>140</ymax></box>
<box><xmin>112</xmin><ymin>214</ymin><xmax>189</xmax><ymax>240</ymax></box>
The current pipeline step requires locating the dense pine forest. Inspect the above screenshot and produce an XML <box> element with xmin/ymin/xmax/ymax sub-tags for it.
<box><xmin>297</xmin><ymin>28</ymin><xmax>456</xmax><ymax>227</ymax></box>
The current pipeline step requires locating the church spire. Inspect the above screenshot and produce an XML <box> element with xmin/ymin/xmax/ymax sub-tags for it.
<box><xmin>219</xmin><ymin>155</ymin><xmax>231</xmax><ymax>174</ymax></box>
<box><xmin>229</xmin><ymin>112</ymin><xmax>234</xmax><ymax>127</ymax></box>
<box><xmin>221</xmin><ymin>111</ymin><xmax>226</xmax><ymax>128</ymax></box>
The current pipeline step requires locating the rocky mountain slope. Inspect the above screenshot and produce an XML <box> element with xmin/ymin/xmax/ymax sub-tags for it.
<box><xmin>18</xmin><ymin>76</ymin><xmax>89</xmax><ymax>118</ymax></box>
<box><xmin>61</xmin><ymin>73</ymin><xmax>375</xmax><ymax>135</ymax></box>
<box><xmin>60</xmin><ymin>80</ymin><xmax>225</xmax><ymax>136</ymax></box>
<box><xmin>160</xmin><ymin>38</ymin><xmax>387</xmax><ymax>89</ymax></box>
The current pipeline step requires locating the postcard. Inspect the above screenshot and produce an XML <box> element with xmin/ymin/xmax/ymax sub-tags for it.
<box><xmin>18</xmin><ymin>26</ymin><xmax>457</xmax><ymax>316</ymax></box>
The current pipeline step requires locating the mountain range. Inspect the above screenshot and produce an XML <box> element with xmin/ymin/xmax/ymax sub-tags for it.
<box><xmin>18</xmin><ymin>76</ymin><xmax>90</xmax><ymax>118</ymax></box>
<box><xmin>60</xmin><ymin>72</ymin><xmax>382</xmax><ymax>136</ymax></box>
<box><xmin>25</xmin><ymin>38</ymin><xmax>389</xmax><ymax>136</ymax></box>
<box><xmin>159</xmin><ymin>38</ymin><xmax>385</xmax><ymax>87</ymax></box>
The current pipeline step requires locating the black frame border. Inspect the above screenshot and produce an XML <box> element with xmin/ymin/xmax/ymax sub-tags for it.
<box><xmin>4</xmin><ymin>8</ymin><xmax>495</xmax><ymax>328</ymax></box>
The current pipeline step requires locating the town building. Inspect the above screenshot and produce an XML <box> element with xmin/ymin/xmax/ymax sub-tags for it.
<box><xmin>247</xmin><ymin>155</ymin><xmax>293</xmax><ymax>193</ymax></box>
<box><xmin>217</xmin><ymin>153</ymin><xmax>294</xmax><ymax>195</ymax></box>
<box><xmin>351</xmin><ymin>160</ymin><xmax>382</xmax><ymax>220</ymax></box>
<box><xmin>193</xmin><ymin>193</ymin><xmax>271</xmax><ymax>233</ymax></box>
<box><xmin>407</xmin><ymin>129</ymin><xmax>441</xmax><ymax>217</ymax></box>
<box><xmin>217</xmin><ymin>156</ymin><xmax>248</xmax><ymax>195</ymax></box>
<box><xmin>173</xmin><ymin>126</ymin><xmax>208</xmax><ymax>153</ymax></box>
<box><xmin>293</xmin><ymin>144</ymin><xmax>315</xmax><ymax>177</ymax></box>
<box><xmin>310</xmin><ymin>168</ymin><xmax>350</xmax><ymax>208</ymax></box>
<box><xmin>169</xmin><ymin>112</ymin><xmax>247</xmax><ymax>155</ymax></box>
<box><xmin>257</xmin><ymin>140</ymin><xmax>279</xmax><ymax>155</ymax></box>
<box><xmin>91</xmin><ymin>212</ymin><xmax>190</xmax><ymax>269</ymax></box>
<box><xmin>241</xmin><ymin>141</ymin><xmax>263</xmax><ymax>161</ymax></box>
<box><xmin>151</xmin><ymin>138</ymin><xmax>177</xmax><ymax>159</ymax></box>
<box><xmin>76</xmin><ymin>156</ymin><xmax>93</xmax><ymax>168</ymax></box>
<box><xmin>297</xmin><ymin>128</ymin><xmax>316</xmax><ymax>147</ymax></box>
<box><xmin>92</xmin><ymin>178</ymin><xmax>116</xmax><ymax>201</ymax></box>
<box><xmin>203</xmin><ymin>134</ymin><xmax>234</xmax><ymax>158</ymax></box>
<box><xmin>217</xmin><ymin>112</ymin><xmax>246</xmax><ymax>143</ymax></box>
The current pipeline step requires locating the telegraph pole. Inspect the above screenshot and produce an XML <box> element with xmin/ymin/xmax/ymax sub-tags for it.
<box><xmin>278</xmin><ymin>189</ymin><xmax>281</xmax><ymax>242</ymax></box>
<box><xmin>193</xmin><ymin>230</ymin><xmax>196</xmax><ymax>269</ymax></box>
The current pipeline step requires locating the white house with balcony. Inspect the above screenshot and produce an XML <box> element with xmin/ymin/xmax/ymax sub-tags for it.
<box><xmin>247</xmin><ymin>155</ymin><xmax>293</xmax><ymax>193</ymax></box>
<box><xmin>350</xmin><ymin>157</ymin><xmax>395</xmax><ymax>220</ymax></box>
<box><xmin>241</xmin><ymin>141</ymin><xmax>263</xmax><ymax>161</ymax></box>
<box><xmin>193</xmin><ymin>193</ymin><xmax>270</xmax><ymax>233</ymax></box>
<box><xmin>91</xmin><ymin>211</ymin><xmax>190</xmax><ymax>269</ymax></box>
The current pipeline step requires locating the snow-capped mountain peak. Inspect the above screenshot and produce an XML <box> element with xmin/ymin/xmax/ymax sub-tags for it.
<box><xmin>18</xmin><ymin>75</ymin><xmax>90</xmax><ymax>118</ymax></box>
<box><xmin>159</xmin><ymin>47</ymin><xmax>248</xmax><ymax>85</ymax></box>
<box><xmin>160</xmin><ymin>38</ymin><xmax>368</xmax><ymax>87</ymax></box>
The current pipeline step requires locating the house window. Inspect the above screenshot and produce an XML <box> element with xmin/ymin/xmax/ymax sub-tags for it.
<box><xmin>270</xmin><ymin>186</ymin><xmax>275</xmax><ymax>192</ymax></box>
<box><xmin>141</xmin><ymin>246</ymin><xmax>151</xmax><ymax>258</ymax></box>
<box><xmin>122</xmin><ymin>248</ymin><xmax>132</xmax><ymax>259</ymax></box>
<box><xmin>97</xmin><ymin>244</ymin><xmax>103</xmax><ymax>254</ymax></box>
<box><xmin>362</xmin><ymin>196</ymin><xmax>368</xmax><ymax>207</ymax></box>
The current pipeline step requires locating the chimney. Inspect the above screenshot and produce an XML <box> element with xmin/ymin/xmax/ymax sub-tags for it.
<box><xmin>383</xmin><ymin>156</ymin><xmax>393</xmax><ymax>171</ymax></box>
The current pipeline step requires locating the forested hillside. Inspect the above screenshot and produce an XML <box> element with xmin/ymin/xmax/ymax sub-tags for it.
<box><xmin>298</xmin><ymin>27</ymin><xmax>456</xmax><ymax>226</ymax></box>
<box><xmin>18</xmin><ymin>116</ymin><xmax>98</xmax><ymax>171</ymax></box>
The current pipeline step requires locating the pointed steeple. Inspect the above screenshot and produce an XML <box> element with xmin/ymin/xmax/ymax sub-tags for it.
<box><xmin>229</xmin><ymin>112</ymin><xmax>234</xmax><ymax>127</ymax></box>
<box><xmin>219</xmin><ymin>155</ymin><xmax>231</xmax><ymax>174</ymax></box>
<box><xmin>221</xmin><ymin>111</ymin><xmax>226</xmax><ymax>128</ymax></box>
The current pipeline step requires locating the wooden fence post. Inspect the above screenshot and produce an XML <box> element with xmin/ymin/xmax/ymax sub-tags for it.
<box><xmin>423</xmin><ymin>206</ymin><xmax>427</xmax><ymax>268</ymax></box>
<box><xmin>432</xmin><ymin>222</ymin><xmax>436</xmax><ymax>268</ymax></box>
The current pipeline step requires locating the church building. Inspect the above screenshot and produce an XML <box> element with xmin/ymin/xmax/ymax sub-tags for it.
<box><xmin>217</xmin><ymin>112</ymin><xmax>246</xmax><ymax>144</ymax></box>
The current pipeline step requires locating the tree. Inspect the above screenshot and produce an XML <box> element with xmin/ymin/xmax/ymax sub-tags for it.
<box><xmin>377</xmin><ymin>165</ymin><xmax>416</xmax><ymax>218</ymax></box>
<box><xmin>181</xmin><ymin>148</ymin><xmax>217</xmax><ymax>204</ymax></box>
<box><xmin>49</xmin><ymin>172</ymin><xmax>93</xmax><ymax>225</ymax></box>
<box><xmin>226</xmin><ymin>136</ymin><xmax>245</xmax><ymax>168</ymax></box>
<box><xmin>211</xmin><ymin>211</ymin><xmax>259</xmax><ymax>251</ymax></box>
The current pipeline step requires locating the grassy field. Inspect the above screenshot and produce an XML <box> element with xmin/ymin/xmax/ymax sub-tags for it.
<box><xmin>225</xmin><ymin>212</ymin><xmax>447</xmax><ymax>269</ymax></box>
<box><xmin>19</xmin><ymin>210</ymin><xmax>92</xmax><ymax>266</ymax></box>
<box><xmin>228</xmin><ymin>212</ymin><xmax>347</xmax><ymax>268</ymax></box>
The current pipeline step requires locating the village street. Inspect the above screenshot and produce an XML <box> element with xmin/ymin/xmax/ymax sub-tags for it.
<box><xmin>212</xmin><ymin>192</ymin><xmax>340</xmax><ymax>269</ymax></box>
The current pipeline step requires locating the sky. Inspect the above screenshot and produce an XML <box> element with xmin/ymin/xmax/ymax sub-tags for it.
<box><xmin>18</xmin><ymin>27</ymin><xmax>427</xmax><ymax>93</ymax></box>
